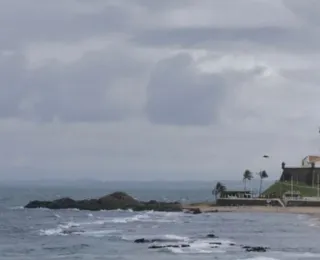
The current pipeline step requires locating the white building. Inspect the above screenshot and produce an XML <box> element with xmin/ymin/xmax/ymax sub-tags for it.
<box><xmin>301</xmin><ymin>155</ymin><xmax>320</xmax><ymax>167</ymax></box>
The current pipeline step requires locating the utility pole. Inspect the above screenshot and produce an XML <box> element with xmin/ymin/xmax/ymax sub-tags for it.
<box><xmin>291</xmin><ymin>175</ymin><xmax>293</xmax><ymax>200</ymax></box>
<box><xmin>317</xmin><ymin>173</ymin><xmax>319</xmax><ymax>198</ymax></box>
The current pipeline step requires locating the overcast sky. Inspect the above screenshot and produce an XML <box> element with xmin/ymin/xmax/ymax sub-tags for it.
<box><xmin>1</xmin><ymin>0</ymin><xmax>320</xmax><ymax>181</ymax></box>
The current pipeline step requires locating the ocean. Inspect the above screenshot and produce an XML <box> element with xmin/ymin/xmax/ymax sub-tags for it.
<box><xmin>0</xmin><ymin>182</ymin><xmax>319</xmax><ymax>260</ymax></box>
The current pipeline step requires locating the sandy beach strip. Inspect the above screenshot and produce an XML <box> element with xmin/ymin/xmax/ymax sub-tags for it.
<box><xmin>183</xmin><ymin>204</ymin><xmax>320</xmax><ymax>216</ymax></box>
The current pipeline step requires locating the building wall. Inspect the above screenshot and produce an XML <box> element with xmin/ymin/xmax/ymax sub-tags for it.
<box><xmin>280</xmin><ymin>167</ymin><xmax>320</xmax><ymax>186</ymax></box>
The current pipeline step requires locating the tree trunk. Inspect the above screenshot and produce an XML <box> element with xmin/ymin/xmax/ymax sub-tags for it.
<box><xmin>244</xmin><ymin>180</ymin><xmax>247</xmax><ymax>191</ymax></box>
<box><xmin>259</xmin><ymin>178</ymin><xmax>262</xmax><ymax>197</ymax></box>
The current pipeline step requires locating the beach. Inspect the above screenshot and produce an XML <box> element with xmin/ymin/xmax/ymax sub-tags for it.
<box><xmin>184</xmin><ymin>204</ymin><xmax>320</xmax><ymax>217</ymax></box>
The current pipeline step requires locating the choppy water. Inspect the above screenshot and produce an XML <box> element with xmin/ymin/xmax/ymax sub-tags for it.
<box><xmin>1</xmin><ymin>185</ymin><xmax>320</xmax><ymax>260</ymax></box>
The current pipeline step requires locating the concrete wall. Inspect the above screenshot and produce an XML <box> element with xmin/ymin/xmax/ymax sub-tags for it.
<box><xmin>216</xmin><ymin>198</ymin><xmax>282</xmax><ymax>207</ymax></box>
<box><xmin>286</xmin><ymin>200</ymin><xmax>320</xmax><ymax>207</ymax></box>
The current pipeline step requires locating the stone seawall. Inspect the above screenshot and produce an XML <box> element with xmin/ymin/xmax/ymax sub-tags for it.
<box><xmin>217</xmin><ymin>198</ymin><xmax>283</xmax><ymax>207</ymax></box>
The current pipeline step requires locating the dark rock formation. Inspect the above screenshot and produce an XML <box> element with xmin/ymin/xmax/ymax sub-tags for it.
<box><xmin>209</xmin><ymin>242</ymin><xmax>221</xmax><ymax>245</ymax></box>
<box><xmin>25</xmin><ymin>191</ymin><xmax>182</xmax><ymax>212</ymax></box>
<box><xmin>148</xmin><ymin>244</ymin><xmax>190</xmax><ymax>249</ymax></box>
<box><xmin>134</xmin><ymin>238</ymin><xmax>185</xmax><ymax>243</ymax></box>
<box><xmin>206</xmin><ymin>234</ymin><xmax>218</xmax><ymax>238</ymax></box>
<box><xmin>184</xmin><ymin>208</ymin><xmax>202</xmax><ymax>214</ymax></box>
<box><xmin>242</xmin><ymin>246</ymin><xmax>269</xmax><ymax>252</ymax></box>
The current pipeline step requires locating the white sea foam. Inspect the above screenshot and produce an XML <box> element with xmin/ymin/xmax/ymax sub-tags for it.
<box><xmin>39</xmin><ymin>227</ymin><xmax>67</xmax><ymax>236</ymax></box>
<box><xmin>307</xmin><ymin>217</ymin><xmax>320</xmax><ymax>227</ymax></box>
<box><xmin>58</xmin><ymin>222</ymin><xmax>80</xmax><ymax>229</ymax></box>
<box><xmin>101</xmin><ymin>211</ymin><xmax>180</xmax><ymax>224</ymax></box>
<box><xmin>164</xmin><ymin>247</ymin><xmax>220</xmax><ymax>254</ymax></box>
<box><xmin>9</xmin><ymin>206</ymin><xmax>24</xmax><ymax>210</ymax></box>
<box><xmin>274</xmin><ymin>251</ymin><xmax>320</xmax><ymax>258</ymax></box>
<box><xmin>74</xmin><ymin>229</ymin><xmax>119</xmax><ymax>237</ymax></box>
<box><xmin>40</xmin><ymin>221</ymin><xmax>81</xmax><ymax>236</ymax></box>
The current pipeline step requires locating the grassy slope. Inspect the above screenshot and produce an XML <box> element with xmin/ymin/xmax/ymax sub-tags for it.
<box><xmin>263</xmin><ymin>181</ymin><xmax>319</xmax><ymax>197</ymax></box>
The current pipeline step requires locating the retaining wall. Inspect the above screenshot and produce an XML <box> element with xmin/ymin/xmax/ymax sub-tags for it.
<box><xmin>286</xmin><ymin>200</ymin><xmax>320</xmax><ymax>207</ymax></box>
<box><xmin>216</xmin><ymin>198</ymin><xmax>282</xmax><ymax>207</ymax></box>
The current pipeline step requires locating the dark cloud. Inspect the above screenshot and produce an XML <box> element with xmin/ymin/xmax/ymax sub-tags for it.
<box><xmin>146</xmin><ymin>53</ymin><xmax>226</xmax><ymax>126</ymax></box>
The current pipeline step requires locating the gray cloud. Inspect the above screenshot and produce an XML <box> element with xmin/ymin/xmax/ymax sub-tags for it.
<box><xmin>146</xmin><ymin>53</ymin><xmax>226</xmax><ymax>125</ymax></box>
<box><xmin>283</xmin><ymin>0</ymin><xmax>320</xmax><ymax>26</ymax></box>
<box><xmin>0</xmin><ymin>0</ymin><xmax>319</xmax><ymax>181</ymax></box>
<box><xmin>0</xmin><ymin>0</ymin><xmax>135</xmax><ymax>49</ymax></box>
<box><xmin>0</xmin><ymin>47</ymin><xmax>148</xmax><ymax>122</ymax></box>
<box><xmin>132</xmin><ymin>26</ymin><xmax>320</xmax><ymax>53</ymax></box>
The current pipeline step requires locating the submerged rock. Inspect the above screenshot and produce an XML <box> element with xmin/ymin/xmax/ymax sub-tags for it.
<box><xmin>25</xmin><ymin>191</ymin><xmax>182</xmax><ymax>212</ymax></box>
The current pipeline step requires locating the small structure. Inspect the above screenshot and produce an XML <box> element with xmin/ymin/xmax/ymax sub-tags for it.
<box><xmin>302</xmin><ymin>155</ymin><xmax>320</xmax><ymax>167</ymax></box>
<box><xmin>282</xmin><ymin>191</ymin><xmax>301</xmax><ymax>200</ymax></box>
<box><xmin>220</xmin><ymin>190</ymin><xmax>252</xmax><ymax>199</ymax></box>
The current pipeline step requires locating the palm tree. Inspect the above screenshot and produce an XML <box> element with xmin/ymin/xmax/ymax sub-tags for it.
<box><xmin>243</xmin><ymin>169</ymin><xmax>253</xmax><ymax>191</ymax></box>
<box><xmin>212</xmin><ymin>182</ymin><xmax>226</xmax><ymax>200</ymax></box>
<box><xmin>257</xmin><ymin>170</ymin><xmax>268</xmax><ymax>196</ymax></box>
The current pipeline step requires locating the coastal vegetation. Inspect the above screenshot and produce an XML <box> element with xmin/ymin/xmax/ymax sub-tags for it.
<box><xmin>257</xmin><ymin>170</ymin><xmax>268</xmax><ymax>196</ymax></box>
<box><xmin>212</xmin><ymin>182</ymin><xmax>226</xmax><ymax>199</ymax></box>
<box><xmin>243</xmin><ymin>169</ymin><xmax>253</xmax><ymax>190</ymax></box>
<box><xmin>263</xmin><ymin>181</ymin><xmax>318</xmax><ymax>198</ymax></box>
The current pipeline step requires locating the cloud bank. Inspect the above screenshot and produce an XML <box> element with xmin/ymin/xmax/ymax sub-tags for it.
<box><xmin>0</xmin><ymin>0</ymin><xmax>319</xmax><ymax>180</ymax></box>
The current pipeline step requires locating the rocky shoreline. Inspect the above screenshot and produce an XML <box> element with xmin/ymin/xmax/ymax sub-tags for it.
<box><xmin>25</xmin><ymin>191</ymin><xmax>320</xmax><ymax>216</ymax></box>
<box><xmin>24</xmin><ymin>191</ymin><xmax>182</xmax><ymax>212</ymax></box>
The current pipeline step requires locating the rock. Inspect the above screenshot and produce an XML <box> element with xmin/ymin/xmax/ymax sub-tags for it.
<box><xmin>134</xmin><ymin>238</ymin><xmax>150</xmax><ymax>243</ymax></box>
<box><xmin>25</xmin><ymin>191</ymin><xmax>182</xmax><ymax>212</ymax></box>
<box><xmin>209</xmin><ymin>242</ymin><xmax>221</xmax><ymax>245</ymax></box>
<box><xmin>61</xmin><ymin>229</ymin><xmax>84</xmax><ymax>235</ymax></box>
<box><xmin>184</xmin><ymin>208</ymin><xmax>202</xmax><ymax>214</ymax></box>
<box><xmin>191</xmin><ymin>208</ymin><xmax>202</xmax><ymax>214</ymax></box>
<box><xmin>134</xmin><ymin>237</ymin><xmax>185</xmax><ymax>243</ymax></box>
<box><xmin>242</xmin><ymin>246</ymin><xmax>269</xmax><ymax>252</ymax></box>
<box><xmin>148</xmin><ymin>244</ymin><xmax>190</xmax><ymax>249</ymax></box>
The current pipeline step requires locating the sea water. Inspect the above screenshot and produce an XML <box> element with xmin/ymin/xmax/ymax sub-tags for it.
<box><xmin>0</xmin><ymin>183</ymin><xmax>319</xmax><ymax>260</ymax></box>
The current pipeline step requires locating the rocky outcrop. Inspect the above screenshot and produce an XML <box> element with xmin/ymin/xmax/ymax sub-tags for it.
<box><xmin>242</xmin><ymin>245</ymin><xmax>269</xmax><ymax>252</ymax></box>
<box><xmin>184</xmin><ymin>208</ymin><xmax>202</xmax><ymax>214</ymax></box>
<box><xmin>24</xmin><ymin>191</ymin><xmax>182</xmax><ymax>212</ymax></box>
<box><xmin>148</xmin><ymin>244</ymin><xmax>190</xmax><ymax>249</ymax></box>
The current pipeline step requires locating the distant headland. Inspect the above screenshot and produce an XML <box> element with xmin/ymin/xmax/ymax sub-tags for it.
<box><xmin>207</xmin><ymin>155</ymin><xmax>320</xmax><ymax>209</ymax></box>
